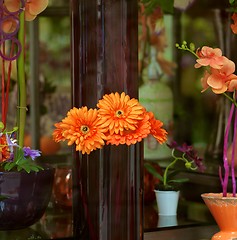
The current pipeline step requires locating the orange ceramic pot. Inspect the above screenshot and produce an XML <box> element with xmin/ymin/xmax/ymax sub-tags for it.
<box><xmin>201</xmin><ymin>193</ymin><xmax>237</xmax><ymax>240</ymax></box>
<box><xmin>24</xmin><ymin>135</ymin><xmax>61</xmax><ymax>155</ymax></box>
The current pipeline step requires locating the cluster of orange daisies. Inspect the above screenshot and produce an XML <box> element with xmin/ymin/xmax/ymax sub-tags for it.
<box><xmin>53</xmin><ymin>92</ymin><xmax>167</xmax><ymax>154</ymax></box>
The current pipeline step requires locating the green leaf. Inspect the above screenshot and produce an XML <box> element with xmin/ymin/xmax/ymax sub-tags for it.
<box><xmin>142</xmin><ymin>0</ymin><xmax>174</xmax><ymax>15</ymax></box>
<box><xmin>29</xmin><ymin>165</ymin><xmax>40</xmax><ymax>172</ymax></box>
<box><xmin>3</xmin><ymin>148</ymin><xmax>44</xmax><ymax>173</ymax></box>
<box><xmin>4</xmin><ymin>162</ymin><xmax>17</xmax><ymax>171</ymax></box>
<box><xmin>0</xmin><ymin>195</ymin><xmax>9</xmax><ymax>201</ymax></box>
<box><xmin>14</xmin><ymin>148</ymin><xmax>25</xmax><ymax>164</ymax></box>
<box><xmin>169</xmin><ymin>178</ymin><xmax>190</xmax><ymax>183</ymax></box>
<box><xmin>12</xmin><ymin>126</ymin><xmax>18</xmax><ymax>132</ymax></box>
<box><xmin>166</xmin><ymin>169</ymin><xmax>180</xmax><ymax>180</ymax></box>
<box><xmin>144</xmin><ymin>163</ymin><xmax>164</xmax><ymax>182</ymax></box>
<box><xmin>0</xmin><ymin>122</ymin><xmax>4</xmax><ymax>130</ymax></box>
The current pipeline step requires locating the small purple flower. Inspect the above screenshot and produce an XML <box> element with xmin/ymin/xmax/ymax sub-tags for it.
<box><xmin>23</xmin><ymin>147</ymin><xmax>41</xmax><ymax>160</ymax></box>
<box><xmin>167</xmin><ymin>140</ymin><xmax>205</xmax><ymax>172</ymax></box>
<box><xmin>5</xmin><ymin>133</ymin><xmax>18</xmax><ymax>152</ymax></box>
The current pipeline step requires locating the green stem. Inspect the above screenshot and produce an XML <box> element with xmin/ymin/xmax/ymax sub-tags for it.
<box><xmin>176</xmin><ymin>43</ymin><xmax>199</xmax><ymax>58</ymax></box>
<box><xmin>163</xmin><ymin>158</ymin><xmax>178</xmax><ymax>186</ymax></box>
<box><xmin>17</xmin><ymin>10</ymin><xmax>26</xmax><ymax>147</ymax></box>
<box><xmin>223</xmin><ymin>92</ymin><xmax>237</xmax><ymax>108</ymax></box>
<box><xmin>163</xmin><ymin>150</ymin><xmax>188</xmax><ymax>186</ymax></box>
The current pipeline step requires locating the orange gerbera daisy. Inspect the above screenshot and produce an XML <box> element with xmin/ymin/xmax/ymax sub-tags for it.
<box><xmin>106</xmin><ymin>112</ymin><xmax>151</xmax><ymax>146</ymax></box>
<box><xmin>0</xmin><ymin>134</ymin><xmax>10</xmax><ymax>163</ymax></box>
<box><xmin>54</xmin><ymin>107</ymin><xmax>106</xmax><ymax>154</ymax></box>
<box><xmin>4</xmin><ymin>0</ymin><xmax>48</xmax><ymax>21</ymax></box>
<box><xmin>97</xmin><ymin>92</ymin><xmax>145</xmax><ymax>135</ymax></box>
<box><xmin>148</xmin><ymin>112</ymin><xmax>167</xmax><ymax>144</ymax></box>
<box><xmin>53</xmin><ymin>122</ymin><xmax>66</xmax><ymax>143</ymax></box>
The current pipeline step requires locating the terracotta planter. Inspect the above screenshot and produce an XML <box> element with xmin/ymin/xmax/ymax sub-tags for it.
<box><xmin>0</xmin><ymin>166</ymin><xmax>55</xmax><ymax>230</ymax></box>
<box><xmin>201</xmin><ymin>193</ymin><xmax>237</xmax><ymax>240</ymax></box>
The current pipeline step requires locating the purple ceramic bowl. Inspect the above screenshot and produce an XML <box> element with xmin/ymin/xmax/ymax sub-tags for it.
<box><xmin>0</xmin><ymin>166</ymin><xmax>55</xmax><ymax>230</ymax></box>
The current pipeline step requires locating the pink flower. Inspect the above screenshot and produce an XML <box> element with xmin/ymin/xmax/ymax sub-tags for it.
<box><xmin>195</xmin><ymin>46</ymin><xmax>225</xmax><ymax>69</ymax></box>
<box><xmin>205</xmin><ymin>57</ymin><xmax>237</xmax><ymax>94</ymax></box>
<box><xmin>4</xmin><ymin>0</ymin><xmax>48</xmax><ymax>21</ymax></box>
<box><xmin>200</xmin><ymin>70</ymin><xmax>211</xmax><ymax>92</ymax></box>
<box><xmin>227</xmin><ymin>78</ymin><xmax>237</xmax><ymax>92</ymax></box>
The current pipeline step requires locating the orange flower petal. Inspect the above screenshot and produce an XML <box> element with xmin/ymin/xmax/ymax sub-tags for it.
<box><xmin>54</xmin><ymin>107</ymin><xmax>106</xmax><ymax>154</ymax></box>
<box><xmin>1</xmin><ymin>16</ymin><xmax>18</xmax><ymax>34</ymax></box>
<box><xmin>25</xmin><ymin>0</ymin><xmax>48</xmax><ymax>21</ymax></box>
<box><xmin>226</xmin><ymin>74</ymin><xmax>237</xmax><ymax>92</ymax></box>
<box><xmin>207</xmin><ymin>73</ymin><xmax>226</xmax><ymax>90</ymax></box>
<box><xmin>231</xmin><ymin>13</ymin><xmax>237</xmax><ymax>34</ymax></box>
<box><xmin>26</xmin><ymin>0</ymin><xmax>48</xmax><ymax>15</ymax></box>
<box><xmin>97</xmin><ymin>92</ymin><xmax>145</xmax><ymax>135</ymax></box>
<box><xmin>4</xmin><ymin>0</ymin><xmax>49</xmax><ymax>21</ymax></box>
<box><xmin>0</xmin><ymin>135</ymin><xmax>10</xmax><ymax>163</ymax></box>
<box><xmin>4</xmin><ymin>0</ymin><xmax>20</xmax><ymax>12</ymax></box>
<box><xmin>106</xmin><ymin>112</ymin><xmax>151</xmax><ymax>146</ymax></box>
<box><xmin>195</xmin><ymin>46</ymin><xmax>224</xmax><ymax>69</ymax></box>
<box><xmin>200</xmin><ymin>70</ymin><xmax>210</xmax><ymax>92</ymax></box>
<box><xmin>148</xmin><ymin>112</ymin><xmax>167</xmax><ymax>144</ymax></box>
<box><xmin>52</xmin><ymin>122</ymin><xmax>66</xmax><ymax>142</ymax></box>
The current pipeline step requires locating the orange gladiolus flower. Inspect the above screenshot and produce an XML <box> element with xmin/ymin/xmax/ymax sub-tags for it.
<box><xmin>195</xmin><ymin>46</ymin><xmax>224</xmax><ymax>69</ymax></box>
<box><xmin>148</xmin><ymin>112</ymin><xmax>167</xmax><ymax>144</ymax></box>
<box><xmin>53</xmin><ymin>107</ymin><xmax>107</xmax><ymax>154</ymax></box>
<box><xmin>231</xmin><ymin>13</ymin><xmax>237</xmax><ymax>34</ymax></box>
<box><xmin>97</xmin><ymin>92</ymin><xmax>145</xmax><ymax>135</ymax></box>
<box><xmin>4</xmin><ymin>0</ymin><xmax>48</xmax><ymax>21</ymax></box>
<box><xmin>106</xmin><ymin>112</ymin><xmax>151</xmax><ymax>146</ymax></box>
<box><xmin>0</xmin><ymin>135</ymin><xmax>10</xmax><ymax>163</ymax></box>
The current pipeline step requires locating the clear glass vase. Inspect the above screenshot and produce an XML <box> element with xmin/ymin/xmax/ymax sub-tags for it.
<box><xmin>70</xmin><ymin>0</ymin><xmax>143</xmax><ymax>239</ymax></box>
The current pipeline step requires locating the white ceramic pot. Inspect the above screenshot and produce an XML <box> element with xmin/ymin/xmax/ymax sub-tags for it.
<box><xmin>158</xmin><ymin>215</ymin><xmax>178</xmax><ymax>228</ymax></box>
<box><xmin>154</xmin><ymin>190</ymin><xmax>180</xmax><ymax>216</ymax></box>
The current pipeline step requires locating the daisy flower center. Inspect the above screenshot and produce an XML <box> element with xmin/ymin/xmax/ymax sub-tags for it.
<box><xmin>116</xmin><ymin>109</ymin><xmax>124</xmax><ymax>118</ymax></box>
<box><xmin>80</xmin><ymin>125</ymin><xmax>90</xmax><ymax>134</ymax></box>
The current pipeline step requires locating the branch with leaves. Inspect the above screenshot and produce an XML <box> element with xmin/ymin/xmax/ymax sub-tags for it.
<box><xmin>140</xmin><ymin>0</ymin><xmax>174</xmax><ymax>15</ymax></box>
<box><xmin>145</xmin><ymin>141</ymin><xmax>204</xmax><ymax>191</ymax></box>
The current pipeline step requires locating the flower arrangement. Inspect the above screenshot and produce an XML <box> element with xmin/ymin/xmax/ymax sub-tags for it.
<box><xmin>0</xmin><ymin>0</ymin><xmax>48</xmax><ymax>172</ymax></box>
<box><xmin>145</xmin><ymin>141</ymin><xmax>204</xmax><ymax>191</ymax></box>
<box><xmin>53</xmin><ymin>92</ymin><xmax>167</xmax><ymax>155</ymax></box>
<box><xmin>176</xmin><ymin>39</ymin><xmax>237</xmax><ymax>197</ymax></box>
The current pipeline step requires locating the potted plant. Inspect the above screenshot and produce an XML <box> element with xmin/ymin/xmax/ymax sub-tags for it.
<box><xmin>145</xmin><ymin>141</ymin><xmax>204</xmax><ymax>216</ymax></box>
<box><xmin>175</xmin><ymin>1</ymin><xmax>237</xmax><ymax>237</ymax></box>
<box><xmin>0</xmin><ymin>0</ymin><xmax>55</xmax><ymax>230</ymax></box>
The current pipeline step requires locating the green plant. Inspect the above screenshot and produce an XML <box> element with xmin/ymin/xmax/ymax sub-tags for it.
<box><xmin>145</xmin><ymin>141</ymin><xmax>205</xmax><ymax>191</ymax></box>
<box><xmin>0</xmin><ymin>0</ymin><xmax>48</xmax><ymax>172</ymax></box>
<box><xmin>140</xmin><ymin>0</ymin><xmax>174</xmax><ymax>15</ymax></box>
